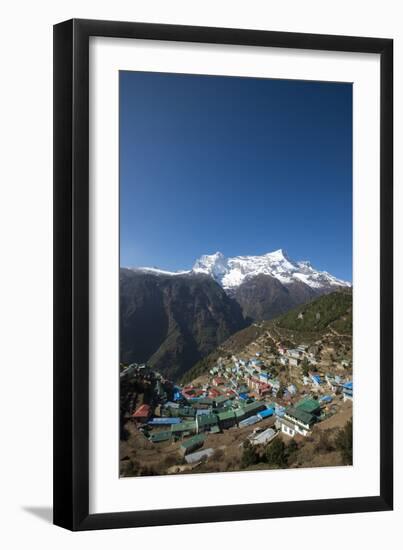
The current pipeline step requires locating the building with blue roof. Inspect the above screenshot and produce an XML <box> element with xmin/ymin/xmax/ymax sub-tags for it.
<box><xmin>239</xmin><ymin>415</ymin><xmax>261</xmax><ymax>428</ymax></box>
<box><xmin>173</xmin><ymin>389</ymin><xmax>183</xmax><ymax>402</ymax></box>
<box><xmin>310</xmin><ymin>373</ymin><xmax>322</xmax><ymax>386</ymax></box>
<box><xmin>258</xmin><ymin>408</ymin><xmax>274</xmax><ymax>420</ymax></box>
<box><xmin>342</xmin><ymin>381</ymin><xmax>353</xmax><ymax>402</ymax></box>
<box><xmin>148</xmin><ymin>417</ymin><xmax>182</xmax><ymax>426</ymax></box>
<box><xmin>319</xmin><ymin>395</ymin><xmax>333</xmax><ymax>404</ymax></box>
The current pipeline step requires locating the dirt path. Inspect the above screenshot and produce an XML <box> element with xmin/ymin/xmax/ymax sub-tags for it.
<box><xmin>328</xmin><ymin>326</ymin><xmax>351</xmax><ymax>338</ymax></box>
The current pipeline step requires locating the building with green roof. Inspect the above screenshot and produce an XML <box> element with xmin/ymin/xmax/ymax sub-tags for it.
<box><xmin>235</xmin><ymin>401</ymin><xmax>266</xmax><ymax>422</ymax></box>
<box><xmin>175</xmin><ymin>406</ymin><xmax>197</xmax><ymax>418</ymax></box>
<box><xmin>278</xmin><ymin>405</ymin><xmax>317</xmax><ymax>438</ymax></box>
<box><xmin>149</xmin><ymin>430</ymin><xmax>172</xmax><ymax>443</ymax></box>
<box><xmin>170</xmin><ymin>420</ymin><xmax>197</xmax><ymax>437</ymax></box>
<box><xmin>217</xmin><ymin>409</ymin><xmax>237</xmax><ymax>429</ymax></box>
<box><xmin>214</xmin><ymin>395</ymin><xmax>230</xmax><ymax>407</ymax></box>
<box><xmin>286</xmin><ymin>406</ymin><xmax>316</xmax><ymax>426</ymax></box>
<box><xmin>197</xmin><ymin>397</ymin><xmax>214</xmax><ymax>407</ymax></box>
<box><xmin>209</xmin><ymin>425</ymin><xmax>221</xmax><ymax>434</ymax></box>
<box><xmin>196</xmin><ymin>413</ymin><xmax>219</xmax><ymax>432</ymax></box>
<box><xmin>295</xmin><ymin>398</ymin><xmax>321</xmax><ymax>415</ymax></box>
<box><xmin>179</xmin><ymin>434</ymin><xmax>206</xmax><ymax>456</ymax></box>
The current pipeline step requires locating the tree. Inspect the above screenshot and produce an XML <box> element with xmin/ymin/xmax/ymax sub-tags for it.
<box><xmin>276</xmin><ymin>384</ymin><xmax>285</xmax><ymax>399</ymax></box>
<box><xmin>317</xmin><ymin>429</ymin><xmax>334</xmax><ymax>453</ymax></box>
<box><xmin>285</xmin><ymin>439</ymin><xmax>299</xmax><ymax>465</ymax></box>
<box><xmin>265</xmin><ymin>438</ymin><xmax>287</xmax><ymax>468</ymax></box>
<box><xmin>120</xmin><ymin>458</ymin><xmax>140</xmax><ymax>477</ymax></box>
<box><xmin>241</xmin><ymin>440</ymin><xmax>259</xmax><ymax>468</ymax></box>
<box><xmin>335</xmin><ymin>420</ymin><xmax>353</xmax><ymax>464</ymax></box>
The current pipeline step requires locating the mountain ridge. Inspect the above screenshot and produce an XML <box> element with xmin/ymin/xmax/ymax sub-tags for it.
<box><xmin>121</xmin><ymin>250</ymin><xmax>351</xmax><ymax>382</ymax></box>
<box><xmin>131</xmin><ymin>249</ymin><xmax>351</xmax><ymax>292</ymax></box>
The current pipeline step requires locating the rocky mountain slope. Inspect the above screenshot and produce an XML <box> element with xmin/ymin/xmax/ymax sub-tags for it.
<box><xmin>233</xmin><ymin>273</ymin><xmax>319</xmax><ymax>322</ymax></box>
<box><xmin>120</xmin><ymin>268</ymin><xmax>246</xmax><ymax>380</ymax></box>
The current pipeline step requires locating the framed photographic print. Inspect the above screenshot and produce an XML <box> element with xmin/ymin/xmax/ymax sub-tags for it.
<box><xmin>53</xmin><ymin>19</ymin><xmax>393</xmax><ymax>530</ymax></box>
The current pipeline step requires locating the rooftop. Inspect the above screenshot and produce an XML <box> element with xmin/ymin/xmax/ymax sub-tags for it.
<box><xmin>215</xmin><ymin>395</ymin><xmax>230</xmax><ymax>404</ymax></box>
<box><xmin>285</xmin><ymin>406</ymin><xmax>316</xmax><ymax>426</ymax></box>
<box><xmin>180</xmin><ymin>433</ymin><xmax>205</xmax><ymax>450</ymax></box>
<box><xmin>243</xmin><ymin>401</ymin><xmax>266</xmax><ymax>414</ymax></box>
<box><xmin>132</xmin><ymin>404</ymin><xmax>151</xmax><ymax>418</ymax></box>
<box><xmin>197</xmin><ymin>414</ymin><xmax>219</xmax><ymax>427</ymax></box>
<box><xmin>217</xmin><ymin>409</ymin><xmax>236</xmax><ymax>421</ymax></box>
<box><xmin>250</xmin><ymin>428</ymin><xmax>277</xmax><ymax>445</ymax></box>
<box><xmin>185</xmin><ymin>448</ymin><xmax>214</xmax><ymax>464</ymax></box>
<box><xmin>258</xmin><ymin>408</ymin><xmax>274</xmax><ymax>419</ymax></box>
<box><xmin>176</xmin><ymin>406</ymin><xmax>196</xmax><ymax>417</ymax></box>
<box><xmin>148</xmin><ymin>417</ymin><xmax>181</xmax><ymax>425</ymax></box>
<box><xmin>171</xmin><ymin>421</ymin><xmax>197</xmax><ymax>433</ymax></box>
<box><xmin>149</xmin><ymin>430</ymin><xmax>172</xmax><ymax>442</ymax></box>
<box><xmin>295</xmin><ymin>398</ymin><xmax>321</xmax><ymax>414</ymax></box>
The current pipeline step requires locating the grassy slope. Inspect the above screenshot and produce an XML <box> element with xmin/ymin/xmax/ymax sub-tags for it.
<box><xmin>276</xmin><ymin>290</ymin><xmax>352</xmax><ymax>333</ymax></box>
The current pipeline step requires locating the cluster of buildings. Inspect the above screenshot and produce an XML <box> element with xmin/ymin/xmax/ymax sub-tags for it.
<box><xmin>209</xmin><ymin>355</ymin><xmax>279</xmax><ymax>399</ymax></box>
<box><xmin>128</xmin><ymin>342</ymin><xmax>353</xmax><ymax>463</ymax></box>
<box><xmin>134</xmin><ymin>392</ymin><xmax>273</xmax><ymax>447</ymax></box>
<box><xmin>277</xmin><ymin>343</ymin><xmax>319</xmax><ymax>368</ymax></box>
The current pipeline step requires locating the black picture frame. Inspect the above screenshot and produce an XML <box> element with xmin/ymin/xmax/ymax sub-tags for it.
<box><xmin>53</xmin><ymin>18</ymin><xmax>393</xmax><ymax>531</ymax></box>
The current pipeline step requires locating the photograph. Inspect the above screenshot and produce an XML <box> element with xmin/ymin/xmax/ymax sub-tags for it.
<box><xmin>119</xmin><ymin>71</ymin><xmax>353</xmax><ymax>477</ymax></box>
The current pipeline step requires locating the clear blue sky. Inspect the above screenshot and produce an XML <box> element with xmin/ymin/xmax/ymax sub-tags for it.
<box><xmin>120</xmin><ymin>71</ymin><xmax>352</xmax><ymax>281</ymax></box>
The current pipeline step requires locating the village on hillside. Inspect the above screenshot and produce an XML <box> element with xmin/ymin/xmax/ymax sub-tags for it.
<box><xmin>120</xmin><ymin>327</ymin><xmax>353</xmax><ymax>477</ymax></box>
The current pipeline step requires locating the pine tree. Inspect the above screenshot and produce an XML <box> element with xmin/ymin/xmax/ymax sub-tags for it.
<box><xmin>335</xmin><ymin>420</ymin><xmax>353</xmax><ymax>464</ymax></box>
<box><xmin>265</xmin><ymin>438</ymin><xmax>286</xmax><ymax>467</ymax></box>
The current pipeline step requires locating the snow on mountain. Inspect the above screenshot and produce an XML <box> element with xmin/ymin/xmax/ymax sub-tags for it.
<box><xmin>192</xmin><ymin>252</ymin><xmax>228</xmax><ymax>280</ymax></box>
<box><xmin>134</xmin><ymin>267</ymin><xmax>191</xmax><ymax>277</ymax></box>
<box><xmin>192</xmin><ymin>249</ymin><xmax>351</xmax><ymax>291</ymax></box>
<box><xmin>131</xmin><ymin>249</ymin><xmax>351</xmax><ymax>291</ymax></box>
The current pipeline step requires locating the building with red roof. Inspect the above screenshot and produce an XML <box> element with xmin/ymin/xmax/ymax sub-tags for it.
<box><xmin>132</xmin><ymin>404</ymin><xmax>151</xmax><ymax>423</ymax></box>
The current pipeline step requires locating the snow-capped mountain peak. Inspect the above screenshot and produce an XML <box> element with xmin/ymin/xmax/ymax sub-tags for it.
<box><xmin>129</xmin><ymin>249</ymin><xmax>350</xmax><ymax>292</ymax></box>
<box><xmin>192</xmin><ymin>249</ymin><xmax>350</xmax><ymax>291</ymax></box>
<box><xmin>264</xmin><ymin>248</ymin><xmax>291</xmax><ymax>261</ymax></box>
<box><xmin>193</xmin><ymin>251</ymin><xmax>228</xmax><ymax>279</ymax></box>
